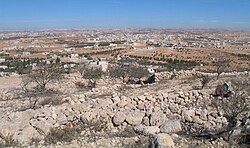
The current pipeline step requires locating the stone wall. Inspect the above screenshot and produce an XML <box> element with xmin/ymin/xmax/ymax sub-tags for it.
<box><xmin>0</xmin><ymin>88</ymin><xmax>236</xmax><ymax>146</ymax></box>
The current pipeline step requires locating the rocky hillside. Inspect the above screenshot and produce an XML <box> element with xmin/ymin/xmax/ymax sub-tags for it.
<box><xmin>0</xmin><ymin>71</ymin><xmax>249</xmax><ymax>147</ymax></box>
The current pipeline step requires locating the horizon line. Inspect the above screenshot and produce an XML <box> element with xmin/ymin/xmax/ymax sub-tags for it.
<box><xmin>1</xmin><ymin>27</ymin><xmax>250</xmax><ymax>32</ymax></box>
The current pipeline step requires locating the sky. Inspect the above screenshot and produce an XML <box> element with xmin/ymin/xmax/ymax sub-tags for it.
<box><xmin>0</xmin><ymin>0</ymin><xmax>250</xmax><ymax>30</ymax></box>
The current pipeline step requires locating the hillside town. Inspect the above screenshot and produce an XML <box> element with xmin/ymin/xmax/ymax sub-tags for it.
<box><xmin>0</xmin><ymin>29</ymin><xmax>250</xmax><ymax>77</ymax></box>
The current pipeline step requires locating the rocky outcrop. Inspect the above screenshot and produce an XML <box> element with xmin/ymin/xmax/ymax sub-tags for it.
<box><xmin>2</xmin><ymin>73</ymin><xmax>249</xmax><ymax>147</ymax></box>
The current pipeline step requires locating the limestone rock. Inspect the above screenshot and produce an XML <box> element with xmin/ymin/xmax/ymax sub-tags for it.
<box><xmin>154</xmin><ymin>133</ymin><xmax>175</xmax><ymax>148</ymax></box>
<box><xmin>134</xmin><ymin>125</ymin><xmax>160</xmax><ymax>135</ymax></box>
<box><xmin>125</xmin><ymin>111</ymin><xmax>144</xmax><ymax>126</ymax></box>
<box><xmin>142</xmin><ymin>116</ymin><xmax>150</xmax><ymax>126</ymax></box>
<box><xmin>57</xmin><ymin>113</ymin><xmax>68</xmax><ymax>125</ymax></box>
<box><xmin>112</xmin><ymin>111</ymin><xmax>126</xmax><ymax>126</ymax></box>
<box><xmin>30</xmin><ymin>120</ymin><xmax>52</xmax><ymax>135</ymax></box>
<box><xmin>95</xmin><ymin>98</ymin><xmax>113</xmax><ymax>109</ymax></box>
<box><xmin>15</xmin><ymin>125</ymin><xmax>40</xmax><ymax>146</ymax></box>
<box><xmin>200</xmin><ymin>109</ymin><xmax>208</xmax><ymax>121</ymax></box>
<box><xmin>111</xmin><ymin>96</ymin><xmax>120</xmax><ymax>104</ymax></box>
<box><xmin>150</xmin><ymin>111</ymin><xmax>166</xmax><ymax>126</ymax></box>
<box><xmin>182</xmin><ymin>109</ymin><xmax>195</xmax><ymax>122</ymax></box>
<box><xmin>160</xmin><ymin>120</ymin><xmax>182</xmax><ymax>133</ymax></box>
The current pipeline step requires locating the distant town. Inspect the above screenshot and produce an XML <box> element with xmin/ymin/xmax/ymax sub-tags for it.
<box><xmin>0</xmin><ymin>29</ymin><xmax>250</xmax><ymax>76</ymax></box>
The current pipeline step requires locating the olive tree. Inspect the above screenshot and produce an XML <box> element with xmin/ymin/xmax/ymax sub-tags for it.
<box><xmin>108</xmin><ymin>62</ymin><xmax>149</xmax><ymax>83</ymax></box>
<box><xmin>23</xmin><ymin>64</ymin><xmax>63</xmax><ymax>90</ymax></box>
<box><xmin>82</xmin><ymin>67</ymin><xmax>103</xmax><ymax>88</ymax></box>
<box><xmin>21</xmin><ymin>64</ymin><xmax>64</xmax><ymax>108</ymax></box>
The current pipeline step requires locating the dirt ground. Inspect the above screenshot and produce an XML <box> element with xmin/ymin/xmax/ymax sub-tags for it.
<box><xmin>0</xmin><ymin>76</ymin><xmax>22</xmax><ymax>89</ymax></box>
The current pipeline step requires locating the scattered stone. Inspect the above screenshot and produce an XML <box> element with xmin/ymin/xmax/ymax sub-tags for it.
<box><xmin>155</xmin><ymin>133</ymin><xmax>175</xmax><ymax>148</ymax></box>
<box><xmin>112</xmin><ymin>111</ymin><xmax>126</xmax><ymax>126</ymax></box>
<box><xmin>150</xmin><ymin>111</ymin><xmax>166</xmax><ymax>126</ymax></box>
<box><xmin>160</xmin><ymin>120</ymin><xmax>182</xmax><ymax>133</ymax></box>
<box><xmin>125</xmin><ymin>111</ymin><xmax>144</xmax><ymax>126</ymax></box>
<box><xmin>134</xmin><ymin>125</ymin><xmax>160</xmax><ymax>135</ymax></box>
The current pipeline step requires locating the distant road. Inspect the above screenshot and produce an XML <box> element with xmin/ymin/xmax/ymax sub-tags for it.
<box><xmin>0</xmin><ymin>76</ymin><xmax>21</xmax><ymax>89</ymax></box>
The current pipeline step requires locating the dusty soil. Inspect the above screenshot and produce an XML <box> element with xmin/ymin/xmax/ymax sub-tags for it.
<box><xmin>0</xmin><ymin>76</ymin><xmax>21</xmax><ymax>89</ymax></box>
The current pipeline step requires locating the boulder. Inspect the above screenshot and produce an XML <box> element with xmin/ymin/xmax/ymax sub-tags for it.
<box><xmin>160</xmin><ymin>120</ymin><xmax>182</xmax><ymax>133</ymax></box>
<box><xmin>138</xmin><ymin>95</ymin><xmax>146</xmax><ymax>102</ymax></box>
<box><xmin>111</xmin><ymin>96</ymin><xmax>120</xmax><ymax>104</ymax></box>
<box><xmin>15</xmin><ymin>125</ymin><xmax>40</xmax><ymax>146</ymax></box>
<box><xmin>112</xmin><ymin>111</ymin><xmax>126</xmax><ymax>126</ymax></box>
<box><xmin>200</xmin><ymin>109</ymin><xmax>208</xmax><ymax>121</ymax></box>
<box><xmin>134</xmin><ymin>125</ymin><xmax>160</xmax><ymax>135</ymax></box>
<box><xmin>154</xmin><ymin>133</ymin><xmax>175</xmax><ymax>148</ymax></box>
<box><xmin>150</xmin><ymin>111</ymin><xmax>166</xmax><ymax>126</ymax></box>
<box><xmin>169</xmin><ymin>104</ymin><xmax>179</xmax><ymax>114</ymax></box>
<box><xmin>125</xmin><ymin>111</ymin><xmax>145</xmax><ymax>126</ymax></box>
<box><xmin>182</xmin><ymin>109</ymin><xmax>195</xmax><ymax>122</ymax></box>
<box><xmin>95</xmin><ymin>98</ymin><xmax>113</xmax><ymax>109</ymax></box>
<box><xmin>56</xmin><ymin>113</ymin><xmax>68</xmax><ymax>125</ymax></box>
<box><xmin>30</xmin><ymin>119</ymin><xmax>52</xmax><ymax>135</ymax></box>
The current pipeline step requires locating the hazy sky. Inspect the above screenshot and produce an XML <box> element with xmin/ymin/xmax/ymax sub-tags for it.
<box><xmin>0</xmin><ymin>0</ymin><xmax>250</xmax><ymax>30</ymax></box>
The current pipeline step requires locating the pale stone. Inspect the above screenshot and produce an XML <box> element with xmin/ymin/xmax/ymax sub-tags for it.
<box><xmin>30</xmin><ymin>120</ymin><xmax>52</xmax><ymax>135</ymax></box>
<box><xmin>125</xmin><ymin>111</ymin><xmax>144</xmax><ymax>126</ymax></box>
<box><xmin>135</xmin><ymin>125</ymin><xmax>160</xmax><ymax>135</ymax></box>
<box><xmin>155</xmin><ymin>133</ymin><xmax>175</xmax><ymax>148</ymax></box>
<box><xmin>112</xmin><ymin>111</ymin><xmax>126</xmax><ymax>126</ymax></box>
<box><xmin>160</xmin><ymin>120</ymin><xmax>182</xmax><ymax>133</ymax></box>
<box><xmin>150</xmin><ymin>111</ymin><xmax>166</xmax><ymax>126</ymax></box>
<box><xmin>57</xmin><ymin>113</ymin><xmax>68</xmax><ymax>125</ymax></box>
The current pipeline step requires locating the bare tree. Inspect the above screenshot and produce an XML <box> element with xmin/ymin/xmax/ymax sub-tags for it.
<box><xmin>25</xmin><ymin>64</ymin><xmax>63</xmax><ymax>90</ymax></box>
<box><xmin>212</xmin><ymin>57</ymin><xmax>230</xmax><ymax>80</ymax></box>
<box><xmin>20</xmin><ymin>64</ymin><xmax>64</xmax><ymax>108</ymax></box>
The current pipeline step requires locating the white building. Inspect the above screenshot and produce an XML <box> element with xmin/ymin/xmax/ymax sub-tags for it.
<box><xmin>0</xmin><ymin>58</ymin><xmax>5</xmax><ymax>63</ymax></box>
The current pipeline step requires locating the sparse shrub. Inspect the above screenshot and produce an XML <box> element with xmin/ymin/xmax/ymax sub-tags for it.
<box><xmin>45</xmin><ymin>126</ymin><xmax>79</xmax><ymax>144</ymax></box>
<box><xmin>45</xmin><ymin>118</ymin><xmax>109</xmax><ymax>145</ymax></box>
<box><xmin>82</xmin><ymin>67</ymin><xmax>103</xmax><ymax>88</ymax></box>
<box><xmin>121</xmin><ymin>135</ymin><xmax>149</xmax><ymax>148</ymax></box>
<box><xmin>114</xmin><ymin>126</ymin><xmax>137</xmax><ymax>138</ymax></box>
